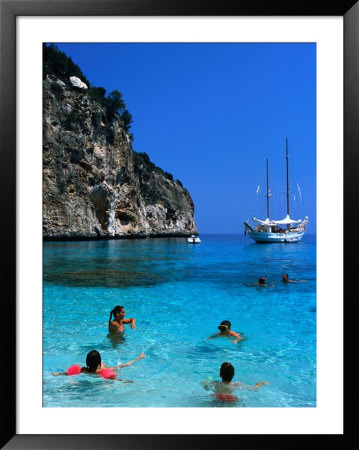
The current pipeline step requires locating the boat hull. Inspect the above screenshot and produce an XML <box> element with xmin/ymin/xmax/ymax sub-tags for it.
<box><xmin>247</xmin><ymin>230</ymin><xmax>305</xmax><ymax>243</ymax></box>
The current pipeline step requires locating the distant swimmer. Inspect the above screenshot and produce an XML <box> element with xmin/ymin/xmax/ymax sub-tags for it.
<box><xmin>52</xmin><ymin>349</ymin><xmax>145</xmax><ymax>382</ymax></box>
<box><xmin>282</xmin><ymin>274</ymin><xmax>307</xmax><ymax>283</ymax></box>
<box><xmin>282</xmin><ymin>274</ymin><xmax>295</xmax><ymax>283</ymax></box>
<box><xmin>202</xmin><ymin>362</ymin><xmax>269</xmax><ymax>402</ymax></box>
<box><xmin>246</xmin><ymin>277</ymin><xmax>268</xmax><ymax>287</ymax></box>
<box><xmin>208</xmin><ymin>320</ymin><xmax>244</xmax><ymax>344</ymax></box>
<box><xmin>258</xmin><ymin>277</ymin><xmax>267</xmax><ymax>286</ymax></box>
<box><xmin>108</xmin><ymin>305</ymin><xmax>136</xmax><ymax>336</ymax></box>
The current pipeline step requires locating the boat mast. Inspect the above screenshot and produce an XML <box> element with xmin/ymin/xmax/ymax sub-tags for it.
<box><xmin>286</xmin><ymin>138</ymin><xmax>290</xmax><ymax>230</ymax></box>
<box><xmin>266</xmin><ymin>158</ymin><xmax>270</xmax><ymax>220</ymax></box>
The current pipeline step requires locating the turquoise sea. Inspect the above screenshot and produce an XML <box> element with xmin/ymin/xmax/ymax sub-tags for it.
<box><xmin>43</xmin><ymin>234</ymin><xmax>316</xmax><ymax>407</ymax></box>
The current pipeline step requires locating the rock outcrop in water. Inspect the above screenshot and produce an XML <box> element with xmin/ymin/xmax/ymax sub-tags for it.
<box><xmin>43</xmin><ymin>75</ymin><xmax>198</xmax><ymax>239</ymax></box>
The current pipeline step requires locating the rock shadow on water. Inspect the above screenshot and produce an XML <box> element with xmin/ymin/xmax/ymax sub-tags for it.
<box><xmin>43</xmin><ymin>268</ymin><xmax>168</xmax><ymax>288</ymax></box>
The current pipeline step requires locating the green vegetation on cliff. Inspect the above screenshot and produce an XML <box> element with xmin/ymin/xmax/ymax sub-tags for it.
<box><xmin>43</xmin><ymin>43</ymin><xmax>90</xmax><ymax>86</ymax></box>
<box><xmin>43</xmin><ymin>44</ymin><xmax>134</xmax><ymax>136</ymax></box>
<box><xmin>133</xmin><ymin>151</ymin><xmax>174</xmax><ymax>182</ymax></box>
<box><xmin>133</xmin><ymin>151</ymin><xmax>189</xmax><ymax>205</ymax></box>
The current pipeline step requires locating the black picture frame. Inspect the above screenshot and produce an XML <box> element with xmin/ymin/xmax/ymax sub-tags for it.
<box><xmin>1</xmin><ymin>0</ymin><xmax>356</xmax><ymax>448</ymax></box>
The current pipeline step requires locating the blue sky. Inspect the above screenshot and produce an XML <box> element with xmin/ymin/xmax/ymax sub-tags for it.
<box><xmin>54</xmin><ymin>43</ymin><xmax>316</xmax><ymax>234</ymax></box>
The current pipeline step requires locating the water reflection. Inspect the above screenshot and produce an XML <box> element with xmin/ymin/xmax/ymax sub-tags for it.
<box><xmin>106</xmin><ymin>333</ymin><xmax>126</xmax><ymax>349</ymax></box>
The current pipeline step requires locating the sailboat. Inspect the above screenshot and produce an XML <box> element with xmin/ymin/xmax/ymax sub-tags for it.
<box><xmin>244</xmin><ymin>139</ymin><xmax>309</xmax><ymax>243</ymax></box>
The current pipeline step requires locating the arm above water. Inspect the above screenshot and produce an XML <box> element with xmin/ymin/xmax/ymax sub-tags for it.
<box><xmin>229</xmin><ymin>331</ymin><xmax>245</xmax><ymax>343</ymax></box>
<box><xmin>201</xmin><ymin>379</ymin><xmax>216</xmax><ymax>391</ymax></box>
<box><xmin>285</xmin><ymin>278</ymin><xmax>307</xmax><ymax>283</ymax></box>
<box><xmin>233</xmin><ymin>381</ymin><xmax>269</xmax><ymax>391</ymax></box>
<box><xmin>123</xmin><ymin>317</ymin><xmax>136</xmax><ymax>329</ymax></box>
<box><xmin>52</xmin><ymin>366</ymin><xmax>87</xmax><ymax>376</ymax></box>
<box><xmin>52</xmin><ymin>367</ymin><xmax>88</xmax><ymax>376</ymax></box>
<box><xmin>111</xmin><ymin>352</ymin><xmax>146</xmax><ymax>369</ymax></box>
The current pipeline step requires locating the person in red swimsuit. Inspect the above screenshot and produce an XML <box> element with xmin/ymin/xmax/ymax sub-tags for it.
<box><xmin>202</xmin><ymin>362</ymin><xmax>269</xmax><ymax>402</ymax></box>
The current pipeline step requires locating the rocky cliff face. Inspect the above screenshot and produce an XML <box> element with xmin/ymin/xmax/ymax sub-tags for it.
<box><xmin>43</xmin><ymin>76</ymin><xmax>198</xmax><ymax>239</ymax></box>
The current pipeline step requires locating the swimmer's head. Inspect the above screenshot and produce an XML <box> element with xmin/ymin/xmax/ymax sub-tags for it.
<box><xmin>86</xmin><ymin>350</ymin><xmax>101</xmax><ymax>373</ymax></box>
<box><xmin>218</xmin><ymin>320</ymin><xmax>231</xmax><ymax>333</ymax></box>
<box><xmin>109</xmin><ymin>305</ymin><xmax>125</xmax><ymax>323</ymax></box>
<box><xmin>219</xmin><ymin>362</ymin><xmax>235</xmax><ymax>382</ymax></box>
<box><xmin>259</xmin><ymin>277</ymin><xmax>266</xmax><ymax>284</ymax></box>
<box><xmin>282</xmin><ymin>274</ymin><xmax>289</xmax><ymax>281</ymax></box>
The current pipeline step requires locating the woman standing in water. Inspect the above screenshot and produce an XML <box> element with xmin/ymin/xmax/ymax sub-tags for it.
<box><xmin>108</xmin><ymin>305</ymin><xmax>136</xmax><ymax>336</ymax></box>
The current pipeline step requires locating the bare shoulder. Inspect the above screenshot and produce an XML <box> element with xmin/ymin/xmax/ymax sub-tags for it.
<box><xmin>109</xmin><ymin>320</ymin><xmax>120</xmax><ymax>329</ymax></box>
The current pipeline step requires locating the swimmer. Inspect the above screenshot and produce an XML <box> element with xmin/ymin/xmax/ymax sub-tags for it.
<box><xmin>246</xmin><ymin>277</ymin><xmax>268</xmax><ymax>287</ymax></box>
<box><xmin>208</xmin><ymin>320</ymin><xmax>244</xmax><ymax>344</ymax></box>
<box><xmin>282</xmin><ymin>273</ymin><xmax>296</xmax><ymax>283</ymax></box>
<box><xmin>202</xmin><ymin>362</ymin><xmax>269</xmax><ymax>397</ymax></box>
<box><xmin>108</xmin><ymin>305</ymin><xmax>136</xmax><ymax>336</ymax></box>
<box><xmin>282</xmin><ymin>274</ymin><xmax>306</xmax><ymax>283</ymax></box>
<box><xmin>52</xmin><ymin>350</ymin><xmax>145</xmax><ymax>382</ymax></box>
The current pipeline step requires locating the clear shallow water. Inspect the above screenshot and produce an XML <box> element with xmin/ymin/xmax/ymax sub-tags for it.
<box><xmin>43</xmin><ymin>234</ymin><xmax>316</xmax><ymax>407</ymax></box>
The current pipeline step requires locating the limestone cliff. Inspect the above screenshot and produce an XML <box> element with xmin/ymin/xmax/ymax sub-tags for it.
<box><xmin>43</xmin><ymin>76</ymin><xmax>198</xmax><ymax>239</ymax></box>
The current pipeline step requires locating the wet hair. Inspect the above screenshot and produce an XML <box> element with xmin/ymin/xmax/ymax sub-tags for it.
<box><xmin>109</xmin><ymin>305</ymin><xmax>124</xmax><ymax>325</ymax></box>
<box><xmin>259</xmin><ymin>277</ymin><xmax>266</xmax><ymax>284</ymax></box>
<box><xmin>86</xmin><ymin>350</ymin><xmax>101</xmax><ymax>373</ymax></box>
<box><xmin>218</xmin><ymin>320</ymin><xmax>231</xmax><ymax>332</ymax></box>
<box><xmin>219</xmin><ymin>362</ymin><xmax>235</xmax><ymax>382</ymax></box>
<box><xmin>282</xmin><ymin>274</ymin><xmax>289</xmax><ymax>279</ymax></box>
